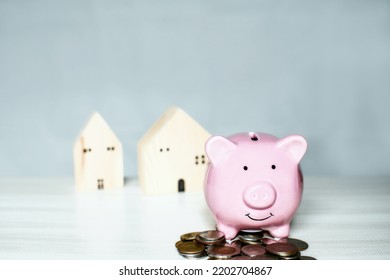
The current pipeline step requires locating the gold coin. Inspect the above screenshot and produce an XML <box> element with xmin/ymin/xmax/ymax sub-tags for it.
<box><xmin>180</xmin><ymin>232</ymin><xmax>201</xmax><ymax>242</ymax></box>
<box><xmin>278</xmin><ymin>251</ymin><xmax>301</xmax><ymax>260</ymax></box>
<box><xmin>175</xmin><ymin>240</ymin><xmax>183</xmax><ymax>248</ymax></box>
<box><xmin>177</xmin><ymin>242</ymin><xmax>205</xmax><ymax>255</ymax></box>
<box><xmin>266</xmin><ymin>243</ymin><xmax>299</xmax><ymax>257</ymax></box>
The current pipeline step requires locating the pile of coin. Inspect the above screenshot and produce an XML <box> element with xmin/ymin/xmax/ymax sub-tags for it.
<box><xmin>175</xmin><ymin>230</ymin><xmax>316</xmax><ymax>260</ymax></box>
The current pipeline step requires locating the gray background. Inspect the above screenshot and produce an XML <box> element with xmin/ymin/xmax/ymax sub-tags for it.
<box><xmin>0</xmin><ymin>0</ymin><xmax>389</xmax><ymax>178</ymax></box>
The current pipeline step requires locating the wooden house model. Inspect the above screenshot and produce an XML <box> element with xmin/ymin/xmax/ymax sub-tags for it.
<box><xmin>73</xmin><ymin>112</ymin><xmax>124</xmax><ymax>191</ymax></box>
<box><xmin>138</xmin><ymin>107</ymin><xmax>211</xmax><ymax>195</ymax></box>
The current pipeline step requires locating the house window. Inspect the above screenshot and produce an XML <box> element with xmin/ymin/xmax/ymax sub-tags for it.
<box><xmin>195</xmin><ymin>155</ymin><xmax>206</xmax><ymax>165</ymax></box>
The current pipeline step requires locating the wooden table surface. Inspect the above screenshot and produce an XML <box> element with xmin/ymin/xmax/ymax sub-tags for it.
<box><xmin>0</xmin><ymin>177</ymin><xmax>389</xmax><ymax>259</ymax></box>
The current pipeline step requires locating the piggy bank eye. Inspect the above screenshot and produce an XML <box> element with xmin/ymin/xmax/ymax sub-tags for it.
<box><xmin>271</xmin><ymin>165</ymin><xmax>276</xmax><ymax>169</ymax></box>
<box><xmin>243</xmin><ymin>166</ymin><xmax>248</xmax><ymax>171</ymax></box>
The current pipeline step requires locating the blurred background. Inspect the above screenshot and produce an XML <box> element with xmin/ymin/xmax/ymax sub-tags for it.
<box><xmin>0</xmin><ymin>0</ymin><xmax>389</xmax><ymax>178</ymax></box>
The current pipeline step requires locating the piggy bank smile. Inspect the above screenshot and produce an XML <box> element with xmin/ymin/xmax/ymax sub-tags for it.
<box><xmin>245</xmin><ymin>212</ymin><xmax>274</xmax><ymax>221</ymax></box>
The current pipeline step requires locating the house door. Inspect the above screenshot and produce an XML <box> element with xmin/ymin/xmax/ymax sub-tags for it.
<box><xmin>97</xmin><ymin>179</ymin><xmax>104</xmax><ymax>190</ymax></box>
<box><xmin>178</xmin><ymin>179</ymin><xmax>185</xmax><ymax>192</ymax></box>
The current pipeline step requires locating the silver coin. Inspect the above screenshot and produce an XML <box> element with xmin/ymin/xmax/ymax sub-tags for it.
<box><xmin>241</xmin><ymin>244</ymin><xmax>267</xmax><ymax>257</ymax></box>
<box><xmin>240</xmin><ymin>240</ymin><xmax>263</xmax><ymax>245</ymax></box>
<box><xmin>198</xmin><ymin>230</ymin><xmax>225</xmax><ymax>241</ymax></box>
<box><xmin>238</xmin><ymin>231</ymin><xmax>263</xmax><ymax>242</ymax></box>
<box><xmin>179</xmin><ymin>251</ymin><xmax>207</xmax><ymax>259</ymax></box>
<box><xmin>240</xmin><ymin>229</ymin><xmax>262</xmax><ymax>233</ymax></box>
<box><xmin>196</xmin><ymin>235</ymin><xmax>226</xmax><ymax>245</ymax></box>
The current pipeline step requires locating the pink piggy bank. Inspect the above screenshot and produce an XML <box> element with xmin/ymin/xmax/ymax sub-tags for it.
<box><xmin>204</xmin><ymin>132</ymin><xmax>307</xmax><ymax>240</ymax></box>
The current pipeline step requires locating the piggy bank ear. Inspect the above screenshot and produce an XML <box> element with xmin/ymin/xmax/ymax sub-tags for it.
<box><xmin>277</xmin><ymin>135</ymin><xmax>307</xmax><ymax>163</ymax></box>
<box><xmin>205</xmin><ymin>136</ymin><xmax>237</xmax><ymax>166</ymax></box>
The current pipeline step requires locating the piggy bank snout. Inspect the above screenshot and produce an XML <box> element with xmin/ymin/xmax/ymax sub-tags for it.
<box><xmin>243</xmin><ymin>182</ymin><xmax>277</xmax><ymax>210</ymax></box>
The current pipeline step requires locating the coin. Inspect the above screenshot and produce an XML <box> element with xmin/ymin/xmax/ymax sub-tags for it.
<box><xmin>175</xmin><ymin>240</ymin><xmax>183</xmax><ymax>248</ymax></box>
<box><xmin>240</xmin><ymin>239</ymin><xmax>263</xmax><ymax>245</ymax></box>
<box><xmin>278</xmin><ymin>251</ymin><xmax>301</xmax><ymax>260</ymax></box>
<box><xmin>207</xmin><ymin>245</ymin><xmax>241</xmax><ymax>259</ymax></box>
<box><xmin>176</xmin><ymin>229</ymin><xmax>314</xmax><ymax>260</ymax></box>
<box><xmin>230</xmin><ymin>255</ymin><xmax>252</xmax><ymax>260</ymax></box>
<box><xmin>198</xmin><ymin>230</ymin><xmax>225</xmax><ymax>241</ymax></box>
<box><xmin>251</xmin><ymin>254</ymin><xmax>279</xmax><ymax>260</ymax></box>
<box><xmin>180</xmin><ymin>232</ymin><xmax>201</xmax><ymax>242</ymax></box>
<box><xmin>177</xmin><ymin>242</ymin><xmax>205</xmax><ymax>255</ymax></box>
<box><xmin>180</xmin><ymin>251</ymin><xmax>207</xmax><ymax>259</ymax></box>
<box><xmin>300</xmin><ymin>256</ymin><xmax>317</xmax><ymax>260</ymax></box>
<box><xmin>196</xmin><ymin>235</ymin><xmax>226</xmax><ymax>245</ymax></box>
<box><xmin>261</xmin><ymin>237</ymin><xmax>278</xmax><ymax>245</ymax></box>
<box><xmin>196</xmin><ymin>230</ymin><xmax>226</xmax><ymax>245</ymax></box>
<box><xmin>225</xmin><ymin>240</ymin><xmax>242</xmax><ymax>250</ymax></box>
<box><xmin>279</xmin><ymin>238</ymin><xmax>309</xmax><ymax>251</ymax></box>
<box><xmin>265</xmin><ymin>243</ymin><xmax>299</xmax><ymax>257</ymax></box>
<box><xmin>241</xmin><ymin>244</ymin><xmax>267</xmax><ymax>257</ymax></box>
<box><xmin>238</xmin><ymin>231</ymin><xmax>263</xmax><ymax>242</ymax></box>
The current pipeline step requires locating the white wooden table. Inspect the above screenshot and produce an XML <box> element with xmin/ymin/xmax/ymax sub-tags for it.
<box><xmin>0</xmin><ymin>177</ymin><xmax>389</xmax><ymax>259</ymax></box>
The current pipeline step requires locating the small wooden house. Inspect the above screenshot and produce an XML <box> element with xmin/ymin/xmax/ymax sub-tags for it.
<box><xmin>138</xmin><ymin>107</ymin><xmax>211</xmax><ymax>195</ymax></box>
<box><xmin>73</xmin><ymin>112</ymin><xmax>124</xmax><ymax>191</ymax></box>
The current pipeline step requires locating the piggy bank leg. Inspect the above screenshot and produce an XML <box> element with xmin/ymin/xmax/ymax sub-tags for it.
<box><xmin>268</xmin><ymin>224</ymin><xmax>290</xmax><ymax>239</ymax></box>
<box><xmin>216</xmin><ymin>223</ymin><xmax>238</xmax><ymax>240</ymax></box>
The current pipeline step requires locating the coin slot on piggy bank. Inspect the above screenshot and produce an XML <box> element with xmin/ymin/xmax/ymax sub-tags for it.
<box><xmin>204</xmin><ymin>132</ymin><xmax>307</xmax><ymax>240</ymax></box>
